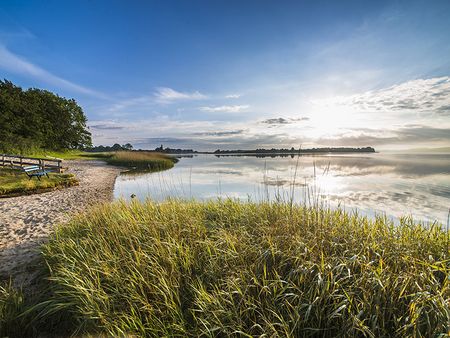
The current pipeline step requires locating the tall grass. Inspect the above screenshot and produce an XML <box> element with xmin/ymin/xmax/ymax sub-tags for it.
<box><xmin>103</xmin><ymin>151</ymin><xmax>178</xmax><ymax>171</ymax></box>
<box><xmin>0</xmin><ymin>282</ymin><xmax>25</xmax><ymax>336</ymax></box>
<box><xmin>2</xmin><ymin>199</ymin><xmax>448</xmax><ymax>337</ymax></box>
<box><xmin>8</xmin><ymin>149</ymin><xmax>179</xmax><ymax>167</ymax></box>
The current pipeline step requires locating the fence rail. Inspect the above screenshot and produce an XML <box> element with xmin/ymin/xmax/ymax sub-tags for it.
<box><xmin>0</xmin><ymin>154</ymin><xmax>63</xmax><ymax>172</ymax></box>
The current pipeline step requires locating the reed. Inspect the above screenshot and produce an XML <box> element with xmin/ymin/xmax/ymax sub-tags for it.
<box><xmin>1</xmin><ymin>199</ymin><xmax>448</xmax><ymax>337</ymax></box>
<box><xmin>103</xmin><ymin>151</ymin><xmax>177</xmax><ymax>171</ymax></box>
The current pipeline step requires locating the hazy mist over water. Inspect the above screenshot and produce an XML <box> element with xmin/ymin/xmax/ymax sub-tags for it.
<box><xmin>114</xmin><ymin>153</ymin><xmax>450</xmax><ymax>224</ymax></box>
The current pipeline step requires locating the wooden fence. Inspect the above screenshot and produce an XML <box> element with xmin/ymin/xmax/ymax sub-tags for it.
<box><xmin>0</xmin><ymin>154</ymin><xmax>63</xmax><ymax>173</ymax></box>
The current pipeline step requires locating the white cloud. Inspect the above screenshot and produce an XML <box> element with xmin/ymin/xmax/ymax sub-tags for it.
<box><xmin>102</xmin><ymin>96</ymin><xmax>153</xmax><ymax>114</ymax></box>
<box><xmin>154</xmin><ymin>87</ymin><xmax>207</xmax><ymax>102</ymax></box>
<box><xmin>95</xmin><ymin>88</ymin><xmax>207</xmax><ymax>115</ymax></box>
<box><xmin>90</xmin><ymin>76</ymin><xmax>450</xmax><ymax>150</ymax></box>
<box><xmin>0</xmin><ymin>44</ymin><xmax>105</xmax><ymax>98</ymax></box>
<box><xmin>200</xmin><ymin>105</ymin><xmax>250</xmax><ymax>113</ymax></box>
<box><xmin>315</xmin><ymin>125</ymin><xmax>450</xmax><ymax>149</ymax></box>
<box><xmin>261</xmin><ymin>117</ymin><xmax>310</xmax><ymax>125</ymax></box>
<box><xmin>314</xmin><ymin>77</ymin><xmax>450</xmax><ymax>115</ymax></box>
<box><xmin>225</xmin><ymin>94</ymin><xmax>241</xmax><ymax>99</ymax></box>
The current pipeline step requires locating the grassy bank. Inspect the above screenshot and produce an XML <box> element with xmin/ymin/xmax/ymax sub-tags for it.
<box><xmin>1</xmin><ymin>199</ymin><xmax>448</xmax><ymax>337</ymax></box>
<box><xmin>0</xmin><ymin>168</ymin><xmax>78</xmax><ymax>197</ymax></box>
<box><xmin>0</xmin><ymin>151</ymin><xmax>176</xmax><ymax>197</ymax></box>
<box><xmin>24</xmin><ymin>150</ymin><xmax>178</xmax><ymax>170</ymax></box>
<box><xmin>102</xmin><ymin>151</ymin><xmax>178</xmax><ymax>171</ymax></box>
<box><xmin>25</xmin><ymin>149</ymin><xmax>89</xmax><ymax>160</ymax></box>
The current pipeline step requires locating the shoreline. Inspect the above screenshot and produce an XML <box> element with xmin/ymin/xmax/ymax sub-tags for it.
<box><xmin>0</xmin><ymin>160</ymin><xmax>122</xmax><ymax>286</ymax></box>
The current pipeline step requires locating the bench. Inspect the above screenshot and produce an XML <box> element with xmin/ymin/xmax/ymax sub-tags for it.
<box><xmin>22</xmin><ymin>165</ymin><xmax>50</xmax><ymax>180</ymax></box>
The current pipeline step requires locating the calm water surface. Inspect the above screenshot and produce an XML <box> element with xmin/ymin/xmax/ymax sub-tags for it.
<box><xmin>113</xmin><ymin>153</ymin><xmax>450</xmax><ymax>224</ymax></box>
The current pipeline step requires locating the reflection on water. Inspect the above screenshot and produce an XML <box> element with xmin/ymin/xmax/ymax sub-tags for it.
<box><xmin>113</xmin><ymin>153</ymin><xmax>450</xmax><ymax>224</ymax></box>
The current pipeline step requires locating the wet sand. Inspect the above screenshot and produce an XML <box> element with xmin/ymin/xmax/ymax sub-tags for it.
<box><xmin>0</xmin><ymin>160</ymin><xmax>122</xmax><ymax>286</ymax></box>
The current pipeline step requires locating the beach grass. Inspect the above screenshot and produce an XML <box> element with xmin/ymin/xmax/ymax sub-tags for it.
<box><xmin>0</xmin><ymin>283</ymin><xmax>24</xmax><ymax>336</ymax></box>
<box><xmin>0</xmin><ymin>168</ymin><xmax>78</xmax><ymax>197</ymax></box>
<box><xmin>101</xmin><ymin>151</ymin><xmax>178</xmax><ymax>171</ymax></box>
<box><xmin>1</xmin><ymin>199</ymin><xmax>448</xmax><ymax>337</ymax></box>
<box><xmin>23</xmin><ymin>150</ymin><xmax>178</xmax><ymax>171</ymax></box>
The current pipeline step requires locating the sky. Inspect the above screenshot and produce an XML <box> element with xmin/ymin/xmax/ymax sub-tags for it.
<box><xmin>1</xmin><ymin>0</ymin><xmax>450</xmax><ymax>151</ymax></box>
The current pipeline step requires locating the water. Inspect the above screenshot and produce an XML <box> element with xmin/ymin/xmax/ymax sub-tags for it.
<box><xmin>113</xmin><ymin>153</ymin><xmax>450</xmax><ymax>224</ymax></box>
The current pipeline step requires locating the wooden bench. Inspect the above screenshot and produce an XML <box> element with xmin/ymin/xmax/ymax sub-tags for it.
<box><xmin>22</xmin><ymin>165</ymin><xmax>50</xmax><ymax>180</ymax></box>
<box><xmin>1</xmin><ymin>154</ymin><xmax>63</xmax><ymax>172</ymax></box>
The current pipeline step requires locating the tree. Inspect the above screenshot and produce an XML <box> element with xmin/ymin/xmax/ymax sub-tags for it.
<box><xmin>122</xmin><ymin>143</ymin><xmax>133</xmax><ymax>150</ymax></box>
<box><xmin>111</xmin><ymin>143</ymin><xmax>123</xmax><ymax>151</ymax></box>
<box><xmin>0</xmin><ymin>79</ymin><xmax>92</xmax><ymax>153</ymax></box>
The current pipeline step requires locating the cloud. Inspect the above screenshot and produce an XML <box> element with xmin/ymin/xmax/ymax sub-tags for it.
<box><xmin>134</xmin><ymin>133</ymin><xmax>294</xmax><ymax>150</ymax></box>
<box><xmin>154</xmin><ymin>87</ymin><xmax>207</xmax><ymax>102</ymax></box>
<box><xmin>0</xmin><ymin>44</ymin><xmax>105</xmax><ymax>98</ymax></box>
<box><xmin>90</xmin><ymin>116</ymin><xmax>303</xmax><ymax>151</ymax></box>
<box><xmin>261</xmin><ymin>117</ymin><xmax>310</xmax><ymax>125</ymax></box>
<box><xmin>100</xmin><ymin>96</ymin><xmax>155</xmax><ymax>115</ymax></box>
<box><xmin>225</xmin><ymin>94</ymin><xmax>241</xmax><ymax>99</ymax></box>
<box><xmin>315</xmin><ymin>77</ymin><xmax>450</xmax><ymax>116</ymax></box>
<box><xmin>262</xmin><ymin>118</ymin><xmax>291</xmax><ymax>125</ymax></box>
<box><xmin>317</xmin><ymin>125</ymin><xmax>450</xmax><ymax>147</ymax></box>
<box><xmin>97</xmin><ymin>87</ymin><xmax>208</xmax><ymax>115</ymax></box>
<box><xmin>436</xmin><ymin>105</ymin><xmax>450</xmax><ymax>114</ymax></box>
<box><xmin>90</xmin><ymin>124</ymin><xmax>125</xmax><ymax>130</ymax></box>
<box><xmin>192</xmin><ymin>130</ymin><xmax>245</xmax><ymax>137</ymax></box>
<box><xmin>200</xmin><ymin>105</ymin><xmax>250</xmax><ymax>113</ymax></box>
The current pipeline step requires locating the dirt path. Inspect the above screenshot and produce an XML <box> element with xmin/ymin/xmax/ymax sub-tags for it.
<box><xmin>0</xmin><ymin>160</ymin><xmax>122</xmax><ymax>285</ymax></box>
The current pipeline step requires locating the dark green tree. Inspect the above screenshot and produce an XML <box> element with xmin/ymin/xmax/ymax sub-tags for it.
<box><xmin>122</xmin><ymin>143</ymin><xmax>133</xmax><ymax>150</ymax></box>
<box><xmin>0</xmin><ymin>79</ymin><xmax>92</xmax><ymax>153</ymax></box>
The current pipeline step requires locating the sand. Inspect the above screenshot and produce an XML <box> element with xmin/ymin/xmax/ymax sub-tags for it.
<box><xmin>0</xmin><ymin>160</ymin><xmax>122</xmax><ymax>286</ymax></box>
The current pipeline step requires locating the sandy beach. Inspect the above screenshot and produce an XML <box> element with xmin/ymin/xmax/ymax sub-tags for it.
<box><xmin>0</xmin><ymin>160</ymin><xmax>122</xmax><ymax>286</ymax></box>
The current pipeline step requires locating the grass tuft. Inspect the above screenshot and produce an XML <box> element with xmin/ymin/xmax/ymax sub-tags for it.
<box><xmin>2</xmin><ymin>199</ymin><xmax>448</xmax><ymax>337</ymax></box>
<box><xmin>0</xmin><ymin>282</ymin><xmax>26</xmax><ymax>336</ymax></box>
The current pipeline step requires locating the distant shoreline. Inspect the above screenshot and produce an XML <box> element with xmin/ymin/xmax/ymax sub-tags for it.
<box><xmin>151</xmin><ymin>146</ymin><xmax>376</xmax><ymax>155</ymax></box>
<box><xmin>207</xmin><ymin>151</ymin><xmax>378</xmax><ymax>157</ymax></box>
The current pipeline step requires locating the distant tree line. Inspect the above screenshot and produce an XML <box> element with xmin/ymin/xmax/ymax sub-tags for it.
<box><xmin>154</xmin><ymin>144</ymin><xmax>197</xmax><ymax>154</ymax></box>
<box><xmin>0</xmin><ymin>79</ymin><xmax>92</xmax><ymax>153</ymax></box>
<box><xmin>87</xmin><ymin>143</ymin><xmax>133</xmax><ymax>152</ymax></box>
<box><xmin>213</xmin><ymin>147</ymin><xmax>376</xmax><ymax>154</ymax></box>
<box><xmin>149</xmin><ymin>145</ymin><xmax>376</xmax><ymax>155</ymax></box>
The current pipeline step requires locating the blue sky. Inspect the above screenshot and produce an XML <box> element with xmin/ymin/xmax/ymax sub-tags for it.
<box><xmin>1</xmin><ymin>0</ymin><xmax>450</xmax><ymax>150</ymax></box>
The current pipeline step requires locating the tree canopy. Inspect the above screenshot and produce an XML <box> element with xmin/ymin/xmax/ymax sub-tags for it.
<box><xmin>0</xmin><ymin>79</ymin><xmax>92</xmax><ymax>153</ymax></box>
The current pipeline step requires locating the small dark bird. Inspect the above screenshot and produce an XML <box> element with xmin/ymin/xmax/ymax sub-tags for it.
<box><xmin>130</xmin><ymin>194</ymin><xmax>136</xmax><ymax>199</ymax></box>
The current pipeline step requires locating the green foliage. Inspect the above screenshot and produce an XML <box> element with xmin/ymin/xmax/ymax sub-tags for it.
<box><xmin>0</xmin><ymin>272</ymin><xmax>74</xmax><ymax>337</ymax></box>
<box><xmin>0</xmin><ymin>79</ymin><xmax>92</xmax><ymax>153</ymax></box>
<box><xmin>0</xmin><ymin>168</ymin><xmax>78</xmax><ymax>196</ymax></box>
<box><xmin>88</xmin><ymin>143</ymin><xmax>134</xmax><ymax>152</ymax></box>
<box><xmin>2</xmin><ymin>200</ymin><xmax>448</xmax><ymax>337</ymax></box>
